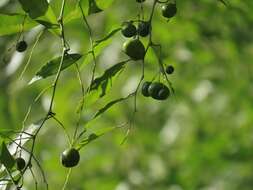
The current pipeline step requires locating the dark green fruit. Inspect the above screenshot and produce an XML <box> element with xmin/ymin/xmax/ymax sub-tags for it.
<box><xmin>138</xmin><ymin>21</ymin><xmax>151</xmax><ymax>37</ymax></box>
<box><xmin>166</xmin><ymin>65</ymin><xmax>174</xmax><ymax>74</ymax></box>
<box><xmin>121</xmin><ymin>22</ymin><xmax>137</xmax><ymax>38</ymax></box>
<box><xmin>16</xmin><ymin>157</ymin><xmax>26</xmax><ymax>170</ymax></box>
<box><xmin>123</xmin><ymin>39</ymin><xmax>145</xmax><ymax>60</ymax></box>
<box><xmin>161</xmin><ymin>3</ymin><xmax>177</xmax><ymax>18</ymax></box>
<box><xmin>148</xmin><ymin>82</ymin><xmax>163</xmax><ymax>99</ymax></box>
<box><xmin>16</xmin><ymin>41</ymin><xmax>27</xmax><ymax>52</ymax></box>
<box><xmin>136</xmin><ymin>0</ymin><xmax>145</xmax><ymax>2</ymax></box>
<box><xmin>141</xmin><ymin>81</ymin><xmax>151</xmax><ymax>97</ymax></box>
<box><xmin>157</xmin><ymin>86</ymin><xmax>170</xmax><ymax>100</ymax></box>
<box><xmin>61</xmin><ymin>148</ymin><xmax>80</xmax><ymax>168</ymax></box>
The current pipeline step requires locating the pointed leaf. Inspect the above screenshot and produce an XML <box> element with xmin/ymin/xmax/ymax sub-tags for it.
<box><xmin>94</xmin><ymin>28</ymin><xmax>121</xmax><ymax>48</ymax></box>
<box><xmin>0</xmin><ymin>142</ymin><xmax>15</xmax><ymax>170</ymax></box>
<box><xmin>93</xmin><ymin>93</ymin><xmax>133</xmax><ymax>119</ymax></box>
<box><xmin>78</xmin><ymin>127</ymin><xmax>118</xmax><ymax>149</ymax></box>
<box><xmin>90</xmin><ymin>60</ymin><xmax>129</xmax><ymax>97</ymax></box>
<box><xmin>18</xmin><ymin>0</ymin><xmax>49</xmax><ymax>19</ymax></box>
<box><xmin>29</xmin><ymin>53</ymin><xmax>83</xmax><ymax>84</ymax></box>
<box><xmin>35</xmin><ymin>6</ymin><xmax>60</xmax><ymax>35</ymax></box>
<box><xmin>88</xmin><ymin>0</ymin><xmax>103</xmax><ymax>15</ymax></box>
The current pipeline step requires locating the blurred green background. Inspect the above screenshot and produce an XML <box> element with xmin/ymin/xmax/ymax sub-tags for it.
<box><xmin>0</xmin><ymin>0</ymin><xmax>253</xmax><ymax>189</ymax></box>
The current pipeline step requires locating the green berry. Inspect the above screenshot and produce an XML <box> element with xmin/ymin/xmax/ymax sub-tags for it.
<box><xmin>161</xmin><ymin>3</ymin><xmax>177</xmax><ymax>18</ymax></box>
<box><xmin>61</xmin><ymin>148</ymin><xmax>80</xmax><ymax>168</ymax></box>
<box><xmin>16</xmin><ymin>157</ymin><xmax>26</xmax><ymax>170</ymax></box>
<box><xmin>141</xmin><ymin>81</ymin><xmax>151</xmax><ymax>97</ymax></box>
<box><xmin>16</xmin><ymin>41</ymin><xmax>27</xmax><ymax>52</ymax></box>
<box><xmin>121</xmin><ymin>22</ymin><xmax>137</xmax><ymax>38</ymax></box>
<box><xmin>166</xmin><ymin>65</ymin><xmax>174</xmax><ymax>74</ymax></box>
<box><xmin>157</xmin><ymin>86</ymin><xmax>170</xmax><ymax>100</ymax></box>
<box><xmin>148</xmin><ymin>82</ymin><xmax>163</xmax><ymax>99</ymax></box>
<box><xmin>123</xmin><ymin>39</ymin><xmax>145</xmax><ymax>60</ymax></box>
<box><xmin>138</xmin><ymin>21</ymin><xmax>151</xmax><ymax>37</ymax></box>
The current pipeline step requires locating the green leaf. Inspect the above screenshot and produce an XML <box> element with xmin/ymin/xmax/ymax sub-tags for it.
<box><xmin>96</xmin><ymin>0</ymin><xmax>116</xmax><ymax>9</ymax></box>
<box><xmin>29</xmin><ymin>53</ymin><xmax>83</xmax><ymax>84</ymax></box>
<box><xmin>64</xmin><ymin>0</ymin><xmax>115</xmax><ymax>24</ymax></box>
<box><xmin>35</xmin><ymin>6</ymin><xmax>60</xmax><ymax>36</ymax></box>
<box><xmin>78</xmin><ymin>127</ymin><xmax>118</xmax><ymax>149</ymax></box>
<box><xmin>18</xmin><ymin>0</ymin><xmax>49</xmax><ymax>19</ymax></box>
<box><xmin>0</xmin><ymin>142</ymin><xmax>15</xmax><ymax>170</ymax></box>
<box><xmin>90</xmin><ymin>60</ymin><xmax>129</xmax><ymax>97</ymax></box>
<box><xmin>93</xmin><ymin>28</ymin><xmax>121</xmax><ymax>48</ymax></box>
<box><xmin>88</xmin><ymin>0</ymin><xmax>103</xmax><ymax>15</ymax></box>
<box><xmin>0</xmin><ymin>13</ymin><xmax>37</xmax><ymax>36</ymax></box>
<box><xmin>93</xmin><ymin>94</ymin><xmax>133</xmax><ymax>119</ymax></box>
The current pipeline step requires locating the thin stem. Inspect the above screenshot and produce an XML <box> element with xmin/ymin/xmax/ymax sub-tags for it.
<box><xmin>78</xmin><ymin>2</ymin><xmax>97</xmax><ymax>93</ymax></box>
<box><xmin>72</xmin><ymin>63</ymin><xmax>85</xmax><ymax>144</ymax></box>
<box><xmin>62</xmin><ymin>169</ymin><xmax>72</xmax><ymax>190</ymax></box>
<box><xmin>18</xmin><ymin>29</ymin><xmax>44</xmax><ymax>80</ymax></box>
<box><xmin>51</xmin><ymin>116</ymin><xmax>72</xmax><ymax>146</ymax></box>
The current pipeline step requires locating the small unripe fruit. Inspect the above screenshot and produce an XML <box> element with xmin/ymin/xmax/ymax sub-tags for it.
<box><xmin>161</xmin><ymin>3</ymin><xmax>177</xmax><ymax>18</ymax></box>
<box><xmin>148</xmin><ymin>82</ymin><xmax>163</xmax><ymax>99</ymax></box>
<box><xmin>157</xmin><ymin>86</ymin><xmax>170</xmax><ymax>100</ymax></box>
<box><xmin>137</xmin><ymin>21</ymin><xmax>151</xmax><ymax>37</ymax></box>
<box><xmin>121</xmin><ymin>22</ymin><xmax>137</xmax><ymax>38</ymax></box>
<box><xmin>141</xmin><ymin>81</ymin><xmax>151</xmax><ymax>97</ymax></box>
<box><xmin>16</xmin><ymin>41</ymin><xmax>27</xmax><ymax>52</ymax></box>
<box><xmin>16</xmin><ymin>157</ymin><xmax>26</xmax><ymax>171</ymax></box>
<box><xmin>61</xmin><ymin>148</ymin><xmax>80</xmax><ymax>168</ymax></box>
<box><xmin>123</xmin><ymin>39</ymin><xmax>145</xmax><ymax>60</ymax></box>
<box><xmin>166</xmin><ymin>65</ymin><xmax>174</xmax><ymax>74</ymax></box>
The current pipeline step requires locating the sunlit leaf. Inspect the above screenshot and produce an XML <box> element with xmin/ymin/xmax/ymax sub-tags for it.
<box><xmin>29</xmin><ymin>53</ymin><xmax>83</xmax><ymax>84</ymax></box>
<box><xmin>0</xmin><ymin>13</ymin><xmax>37</xmax><ymax>36</ymax></box>
<box><xmin>35</xmin><ymin>6</ymin><xmax>60</xmax><ymax>35</ymax></box>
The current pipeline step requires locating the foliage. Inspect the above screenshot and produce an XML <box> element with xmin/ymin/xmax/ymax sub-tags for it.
<box><xmin>0</xmin><ymin>0</ymin><xmax>253</xmax><ymax>189</ymax></box>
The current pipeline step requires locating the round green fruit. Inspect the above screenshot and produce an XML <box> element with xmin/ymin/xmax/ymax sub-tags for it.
<box><xmin>141</xmin><ymin>81</ymin><xmax>151</xmax><ymax>97</ymax></box>
<box><xmin>138</xmin><ymin>21</ymin><xmax>151</xmax><ymax>37</ymax></box>
<box><xmin>121</xmin><ymin>22</ymin><xmax>137</xmax><ymax>38</ymax></box>
<box><xmin>161</xmin><ymin>3</ymin><xmax>177</xmax><ymax>18</ymax></box>
<box><xmin>16</xmin><ymin>157</ymin><xmax>26</xmax><ymax>171</ymax></box>
<box><xmin>16</xmin><ymin>41</ymin><xmax>27</xmax><ymax>52</ymax></box>
<box><xmin>123</xmin><ymin>39</ymin><xmax>145</xmax><ymax>60</ymax></box>
<box><xmin>166</xmin><ymin>65</ymin><xmax>174</xmax><ymax>74</ymax></box>
<box><xmin>148</xmin><ymin>82</ymin><xmax>163</xmax><ymax>99</ymax></box>
<box><xmin>61</xmin><ymin>148</ymin><xmax>80</xmax><ymax>168</ymax></box>
<box><xmin>157</xmin><ymin>86</ymin><xmax>170</xmax><ymax>100</ymax></box>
